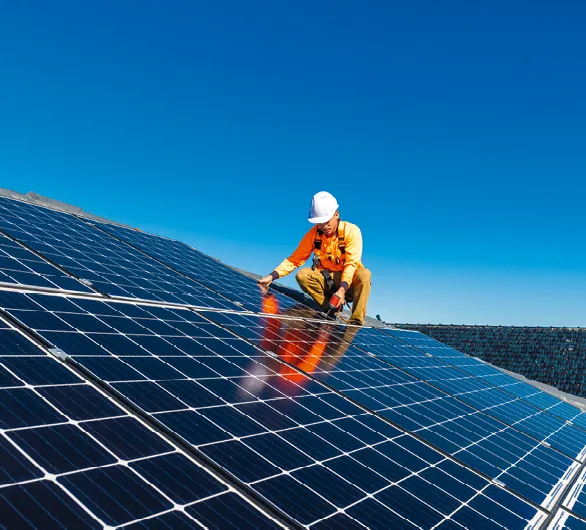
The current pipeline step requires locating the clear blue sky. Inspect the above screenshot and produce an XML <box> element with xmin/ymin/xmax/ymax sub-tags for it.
<box><xmin>1</xmin><ymin>1</ymin><xmax>585</xmax><ymax>326</ymax></box>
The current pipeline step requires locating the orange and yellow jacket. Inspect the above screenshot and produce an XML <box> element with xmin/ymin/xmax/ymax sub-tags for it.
<box><xmin>270</xmin><ymin>220</ymin><xmax>364</xmax><ymax>291</ymax></box>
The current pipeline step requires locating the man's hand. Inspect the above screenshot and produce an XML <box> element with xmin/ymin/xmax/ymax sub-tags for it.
<box><xmin>258</xmin><ymin>275</ymin><xmax>274</xmax><ymax>288</ymax></box>
<box><xmin>257</xmin><ymin>275</ymin><xmax>273</xmax><ymax>296</ymax></box>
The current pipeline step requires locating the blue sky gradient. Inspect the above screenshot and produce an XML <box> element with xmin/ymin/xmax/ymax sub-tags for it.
<box><xmin>1</xmin><ymin>1</ymin><xmax>585</xmax><ymax>325</ymax></box>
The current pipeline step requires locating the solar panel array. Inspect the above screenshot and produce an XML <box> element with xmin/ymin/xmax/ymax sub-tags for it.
<box><xmin>93</xmin><ymin>220</ymin><xmax>304</xmax><ymax>313</ymax></box>
<box><xmin>0</xmin><ymin>195</ymin><xmax>584</xmax><ymax>529</ymax></box>
<box><xmin>0</xmin><ymin>197</ymin><xmax>236</xmax><ymax>309</ymax></box>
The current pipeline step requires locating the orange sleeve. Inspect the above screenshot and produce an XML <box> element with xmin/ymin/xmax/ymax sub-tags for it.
<box><xmin>340</xmin><ymin>224</ymin><xmax>363</xmax><ymax>289</ymax></box>
<box><xmin>271</xmin><ymin>227</ymin><xmax>316</xmax><ymax>279</ymax></box>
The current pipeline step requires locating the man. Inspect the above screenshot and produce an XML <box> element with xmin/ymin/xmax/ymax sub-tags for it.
<box><xmin>258</xmin><ymin>191</ymin><xmax>372</xmax><ymax>325</ymax></box>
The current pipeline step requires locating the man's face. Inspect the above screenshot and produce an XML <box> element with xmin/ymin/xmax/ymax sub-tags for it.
<box><xmin>318</xmin><ymin>211</ymin><xmax>339</xmax><ymax>236</ymax></box>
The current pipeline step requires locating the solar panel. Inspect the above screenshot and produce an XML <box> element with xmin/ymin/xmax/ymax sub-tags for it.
<box><xmin>384</xmin><ymin>328</ymin><xmax>586</xmax><ymax>429</ymax></box>
<box><xmin>389</xmin><ymin>325</ymin><xmax>586</xmax><ymax>401</ymax></box>
<box><xmin>0</xmin><ymin>303</ymin><xmax>283</xmax><ymax>529</ymax></box>
<box><xmin>337</xmin><ymin>326</ymin><xmax>586</xmax><ymax>459</ymax></box>
<box><xmin>91</xmin><ymin>219</ymin><xmax>308</xmax><ymax>313</ymax></box>
<box><xmin>0</xmin><ymin>231</ymin><xmax>93</xmax><ymax>293</ymax></box>
<box><xmin>0</xmin><ymin>197</ymin><xmax>238</xmax><ymax>310</ymax></box>
<box><xmin>0</xmin><ymin>290</ymin><xmax>551</xmax><ymax>528</ymax></box>
<box><xmin>201</xmin><ymin>310</ymin><xmax>586</xmax><ymax>512</ymax></box>
<box><xmin>359</xmin><ymin>328</ymin><xmax>586</xmax><ymax>456</ymax></box>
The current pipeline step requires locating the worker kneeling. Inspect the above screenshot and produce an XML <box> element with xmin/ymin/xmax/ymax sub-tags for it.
<box><xmin>258</xmin><ymin>191</ymin><xmax>372</xmax><ymax>325</ymax></box>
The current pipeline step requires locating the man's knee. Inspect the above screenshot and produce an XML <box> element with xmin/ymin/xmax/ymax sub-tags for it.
<box><xmin>296</xmin><ymin>268</ymin><xmax>311</xmax><ymax>284</ymax></box>
<box><xmin>296</xmin><ymin>268</ymin><xmax>319</xmax><ymax>290</ymax></box>
<box><xmin>354</xmin><ymin>268</ymin><xmax>372</xmax><ymax>285</ymax></box>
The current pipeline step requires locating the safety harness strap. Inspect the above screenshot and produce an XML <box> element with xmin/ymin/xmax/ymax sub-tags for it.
<box><xmin>321</xmin><ymin>268</ymin><xmax>335</xmax><ymax>295</ymax></box>
<box><xmin>312</xmin><ymin>222</ymin><xmax>345</xmax><ymax>297</ymax></box>
<box><xmin>314</xmin><ymin>229</ymin><xmax>323</xmax><ymax>250</ymax></box>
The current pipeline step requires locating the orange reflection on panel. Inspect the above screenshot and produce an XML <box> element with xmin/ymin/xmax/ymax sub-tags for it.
<box><xmin>260</xmin><ymin>292</ymin><xmax>334</xmax><ymax>385</ymax></box>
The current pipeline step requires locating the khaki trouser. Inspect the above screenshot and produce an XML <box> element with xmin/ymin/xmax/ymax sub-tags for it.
<box><xmin>295</xmin><ymin>267</ymin><xmax>372</xmax><ymax>325</ymax></box>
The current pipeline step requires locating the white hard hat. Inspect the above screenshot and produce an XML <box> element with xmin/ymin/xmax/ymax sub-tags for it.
<box><xmin>308</xmin><ymin>191</ymin><xmax>339</xmax><ymax>224</ymax></box>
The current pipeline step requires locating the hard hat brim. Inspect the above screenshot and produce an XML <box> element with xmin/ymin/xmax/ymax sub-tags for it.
<box><xmin>308</xmin><ymin>214</ymin><xmax>334</xmax><ymax>224</ymax></box>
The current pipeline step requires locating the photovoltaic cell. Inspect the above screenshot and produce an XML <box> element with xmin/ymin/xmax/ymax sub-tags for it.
<box><xmin>0</xmin><ymin>291</ymin><xmax>548</xmax><ymax>528</ymax></box>
<box><xmin>553</xmin><ymin>512</ymin><xmax>586</xmax><ymax>530</ymax></box>
<box><xmin>93</xmin><ymin>220</ymin><xmax>307</xmax><ymax>313</ymax></box>
<box><xmin>0</xmin><ymin>197</ymin><xmax>238</xmax><ymax>309</ymax></box>
<box><xmin>0</xmin><ymin>304</ymin><xmax>283</xmax><ymax>529</ymax></box>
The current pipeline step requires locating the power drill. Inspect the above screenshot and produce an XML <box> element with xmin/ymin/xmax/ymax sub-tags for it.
<box><xmin>327</xmin><ymin>293</ymin><xmax>342</xmax><ymax>313</ymax></box>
